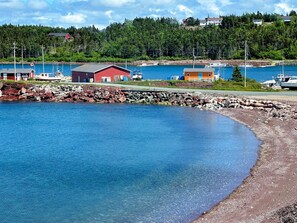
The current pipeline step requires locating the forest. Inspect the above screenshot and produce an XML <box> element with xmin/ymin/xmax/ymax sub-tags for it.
<box><xmin>0</xmin><ymin>11</ymin><xmax>297</xmax><ymax>62</ymax></box>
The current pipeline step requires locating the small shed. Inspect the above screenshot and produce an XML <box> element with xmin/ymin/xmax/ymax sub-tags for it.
<box><xmin>281</xmin><ymin>16</ymin><xmax>292</xmax><ymax>22</ymax></box>
<box><xmin>0</xmin><ymin>68</ymin><xmax>34</xmax><ymax>81</ymax></box>
<box><xmin>184</xmin><ymin>68</ymin><xmax>215</xmax><ymax>81</ymax></box>
<box><xmin>72</xmin><ymin>64</ymin><xmax>131</xmax><ymax>83</ymax></box>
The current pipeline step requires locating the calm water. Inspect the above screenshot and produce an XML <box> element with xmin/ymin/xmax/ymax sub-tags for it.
<box><xmin>0</xmin><ymin>103</ymin><xmax>259</xmax><ymax>223</ymax></box>
<box><xmin>126</xmin><ymin>64</ymin><xmax>297</xmax><ymax>82</ymax></box>
<box><xmin>1</xmin><ymin>63</ymin><xmax>297</xmax><ymax>82</ymax></box>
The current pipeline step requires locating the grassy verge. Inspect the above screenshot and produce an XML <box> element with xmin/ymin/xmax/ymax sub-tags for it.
<box><xmin>212</xmin><ymin>79</ymin><xmax>278</xmax><ymax>91</ymax></box>
<box><xmin>116</xmin><ymin>79</ymin><xmax>279</xmax><ymax>92</ymax></box>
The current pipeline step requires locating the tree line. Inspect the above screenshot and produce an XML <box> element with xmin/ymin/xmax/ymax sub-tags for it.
<box><xmin>0</xmin><ymin>12</ymin><xmax>297</xmax><ymax>62</ymax></box>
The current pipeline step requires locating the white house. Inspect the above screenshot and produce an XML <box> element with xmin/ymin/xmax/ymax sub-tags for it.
<box><xmin>199</xmin><ymin>17</ymin><xmax>223</xmax><ymax>27</ymax></box>
<box><xmin>199</xmin><ymin>19</ymin><xmax>207</xmax><ymax>27</ymax></box>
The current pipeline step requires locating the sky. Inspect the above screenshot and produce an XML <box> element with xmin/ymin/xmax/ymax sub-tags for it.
<box><xmin>0</xmin><ymin>0</ymin><xmax>296</xmax><ymax>29</ymax></box>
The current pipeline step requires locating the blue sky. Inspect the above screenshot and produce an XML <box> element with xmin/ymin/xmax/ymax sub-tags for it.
<box><xmin>0</xmin><ymin>0</ymin><xmax>296</xmax><ymax>29</ymax></box>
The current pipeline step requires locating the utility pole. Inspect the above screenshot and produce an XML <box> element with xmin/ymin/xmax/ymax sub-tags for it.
<box><xmin>244</xmin><ymin>41</ymin><xmax>247</xmax><ymax>88</ymax></box>
<box><xmin>192</xmin><ymin>48</ymin><xmax>196</xmax><ymax>68</ymax></box>
<box><xmin>21</xmin><ymin>46</ymin><xmax>26</xmax><ymax>69</ymax></box>
<box><xmin>13</xmin><ymin>42</ymin><xmax>17</xmax><ymax>81</ymax></box>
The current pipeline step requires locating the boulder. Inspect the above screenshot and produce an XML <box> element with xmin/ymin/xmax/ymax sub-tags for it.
<box><xmin>20</xmin><ymin>87</ymin><xmax>27</xmax><ymax>94</ymax></box>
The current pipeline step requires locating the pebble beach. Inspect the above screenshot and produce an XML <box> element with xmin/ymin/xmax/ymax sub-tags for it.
<box><xmin>194</xmin><ymin>99</ymin><xmax>297</xmax><ymax>223</ymax></box>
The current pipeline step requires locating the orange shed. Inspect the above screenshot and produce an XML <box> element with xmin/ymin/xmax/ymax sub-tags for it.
<box><xmin>183</xmin><ymin>68</ymin><xmax>215</xmax><ymax>81</ymax></box>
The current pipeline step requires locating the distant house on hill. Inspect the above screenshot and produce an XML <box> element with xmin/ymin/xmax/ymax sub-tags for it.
<box><xmin>48</xmin><ymin>32</ymin><xmax>73</xmax><ymax>41</ymax></box>
<box><xmin>252</xmin><ymin>19</ymin><xmax>263</xmax><ymax>26</ymax></box>
<box><xmin>281</xmin><ymin>16</ymin><xmax>292</xmax><ymax>22</ymax></box>
<box><xmin>199</xmin><ymin>17</ymin><xmax>223</xmax><ymax>27</ymax></box>
<box><xmin>207</xmin><ymin>17</ymin><xmax>223</xmax><ymax>26</ymax></box>
<box><xmin>72</xmin><ymin>64</ymin><xmax>131</xmax><ymax>83</ymax></box>
<box><xmin>183</xmin><ymin>68</ymin><xmax>215</xmax><ymax>81</ymax></box>
<box><xmin>0</xmin><ymin>68</ymin><xmax>34</xmax><ymax>81</ymax></box>
<box><xmin>199</xmin><ymin>19</ymin><xmax>207</xmax><ymax>27</ymax></box>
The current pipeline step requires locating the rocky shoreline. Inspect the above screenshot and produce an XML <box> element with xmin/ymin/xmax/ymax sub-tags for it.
<box><xmin>0</xmin><ymin>82</ymin><xmax>296</xmax><ymax>121</ymax></box>
<box><xmin>1</xmin><ymin>81</ymin><xmax>297</xmax><ymax>222</ymax></box>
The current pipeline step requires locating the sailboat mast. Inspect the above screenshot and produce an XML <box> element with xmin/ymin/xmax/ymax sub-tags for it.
<box><xmin>280</xmin><ymin>49</ymin><xmax>284</xmax><ymax>75</ymax></box>
<box><xmin>41</xmin><ymin>45</ymin><xmax>45</xmax><ymax>73</ymax></box>
<box><xmin>13</xmin><ymin>42</ymin><xmax>17</xmax><ymax>81</ymax></box>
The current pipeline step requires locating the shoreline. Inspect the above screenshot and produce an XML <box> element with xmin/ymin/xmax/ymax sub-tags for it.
<box><xmin>2</xmin><ymin>59</ymin><xmax>297</xmax><ymax>67</ymax></box>
<box><xmin>194</xmin><ymin>104</ymin><xmax>297</xmax><ymax>222</ymax></box>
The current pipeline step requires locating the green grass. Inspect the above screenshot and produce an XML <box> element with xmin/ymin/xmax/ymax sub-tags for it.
<box><xmin>116</xmin><ymin>79</ymin><xmax>280</xmax><ymax>92</ymax></box>
<box><xmin>212</xmin><ymin>79</ymin><xmax>279</xmax><ymax>91</ymax></box>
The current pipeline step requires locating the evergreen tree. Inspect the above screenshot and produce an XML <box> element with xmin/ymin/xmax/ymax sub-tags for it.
<box><xmin>232</xmin><ymin>65</ymin><xmax>243</xmax><ymax>81</ymax></box>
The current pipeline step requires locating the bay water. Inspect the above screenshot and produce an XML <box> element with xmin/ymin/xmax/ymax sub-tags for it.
<box><xmin>0</xmin><ymin>102</ymin><xmax>259</xmax><ymax>222</ymax></box>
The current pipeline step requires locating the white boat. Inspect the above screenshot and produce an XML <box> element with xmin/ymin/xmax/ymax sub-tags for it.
<box><xmin>139</xmin><ymin>62</ymin><xmax>159</xmax><ymax>66</ymax></box>
<box><xmin>35</xmin><ymin>73</ymin><xmax>62</xmax><ymax>82</ymax></box>
<box><xmin>131</xmin><ymin>70</ymin><xmax>143</xmax><ymax>80</ymax></box>
<box><xmin>263</xmin><ymin>73</ymin><xmax>297</xmax><ymax>89</ymax></box>
<box><xmin>279</xmin><ymin>75</ymin><xmax>297</xmax><ymax>89</ymax></box>
<box><xmin>261</xmin><ymin>79</ymin><xmax>276</xmax><ymax>87</ymax></box>
<box><xmin>238</xmin><ymin>64</ymin><xmax>253</xmax><ymax>68</ymax></box>
<box><xmin>209</xmin><ymin>62</ymin><xmax>227</xmax><ymax>68</ymax></box>
<box><xmin>35</xmin><ymin>46</ymin><xmax>64</xmax><ymax>82</ymax></box>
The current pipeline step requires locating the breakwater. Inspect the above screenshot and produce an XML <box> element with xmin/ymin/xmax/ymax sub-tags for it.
<box><xmin>0</xmin><ymin>82</ymin><xmax>296</xmax><ymax>120</ymax></box>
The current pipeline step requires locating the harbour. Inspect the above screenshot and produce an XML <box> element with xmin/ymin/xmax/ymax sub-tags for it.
<box><xmin>0</xmin><ymin>102</ymin><xmax>259</xmax><ymax>223</ymax></box>
<box><xmin>1</xmin><ymin>62</ymin><xmax>297</xmax><ymax>83</ymax></box>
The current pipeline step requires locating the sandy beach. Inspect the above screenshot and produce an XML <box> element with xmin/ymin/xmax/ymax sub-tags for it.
<box><xmin>194</xmin><ymin>98</ymin><xmax>297</xmax><ymax>223</ymax></box>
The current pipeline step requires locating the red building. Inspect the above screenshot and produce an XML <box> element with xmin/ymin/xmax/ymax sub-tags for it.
<box><xmin>0</xmin><ymin>68</ymin><xmax>34</xmax><ymax>81</ymax></box>
<box><xmin>72</xmin><ymin>64</ymin><xmax>131</xmax><ymax>83</ymax></box>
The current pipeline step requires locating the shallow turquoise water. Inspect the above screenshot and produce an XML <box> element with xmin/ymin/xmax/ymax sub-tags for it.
<box><xmin>0</xmin><ymin>103</ymin><xmax>259</xmax><ymax>222</ymax></box>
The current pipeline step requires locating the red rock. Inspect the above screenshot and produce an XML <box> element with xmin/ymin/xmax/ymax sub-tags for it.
<box><xmin>3</xmin><ymin>95</ymin><xmax>18</xmax><ymax>101</ymax></box>
<box><xmin>118</xmin><ymin>96</ymin><xmax>126</xmax><ymax>103</ymax></box>
<box><xmin>20</xmin><ymin>87</ymin><xmax>27</xmax><ymax>94</ymax></box>
<box><xmin>64</xmin><ymin>98</ymin><xmax>74</xmax><ymax>103</ymax></box>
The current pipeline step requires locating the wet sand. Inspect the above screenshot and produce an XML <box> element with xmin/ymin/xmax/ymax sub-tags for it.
<box><xmin>193</xmin><ymin>101</ymin><xmax>297</xmax><ymax>223</ymax></box>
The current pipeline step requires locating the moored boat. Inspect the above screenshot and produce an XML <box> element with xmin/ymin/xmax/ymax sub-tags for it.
<box><xmin>131</xmin><ymin>70</ymin><xmax>143</xmax><ymax>80</ymax></box>
<box><xmin>35</xmin><ymin>73</ymin><xmax>62</xmax><ymax>82</ymax></box>
<box><xmin>279</xmin><ymin>75</ymin><xmax>297</xmax><ymax>89</ymax></box>
<box><xmin>209</xmin><ymin>62</ymin><xmax>228</xmax><ymax>68</ymax></box>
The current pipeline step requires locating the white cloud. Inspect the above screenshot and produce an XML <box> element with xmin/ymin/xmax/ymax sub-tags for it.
<box><xmin>149</xmin><ymin>14</ymin><xmax>161</xmax><ymax>19</ymax></box>
<box><xmin>0</xmin><ymin>0</ymin><xmax>24</xmax><ymax>9</ymax></box>
<box><xmin>93</xmin><ymin>23</ymin><xmax>106</xmax><ymax>30</ymax></box>
<box><xmin>218</xmin><ymin>0</ymin><xmax>232</xmax><ymax>7</ymax></box>
<box><xmin>61</xmin><ymin>13</ymin><xmax>86</xmax><ymax>24</ymax></box>
<box><xmin>149</xmin><ymin>8</ymin><xmax>162</xmax><ymax>13</ymax></box>
<box><xmin>94</xmin><ymin>0</ymin><xmax>135</xmax><ymax>7</ymax></box>
<box><xmin>196</xmin><ymin>0</ymin><xmax>222</xmax><ymax>16</ymax></box>
<box><xmin>105</xmin><ymin>10</ymin><xmax>113</xmax><ymax>19</ymax></box>
<box><xmin>274</xmin><ymin>1</ymin><xmax>292</xmax><ymax>14</ymax></box>
<box><xmin>60</xmin><ymin>0</ymin><xmax>88</xmax><ymax>2</ymax></box>
<box><xmin>177</xmin><ymin>4</ymin><xmax>193</xmax><ymax>17</ymax></box>
<box><xmin>152</xmin><ymin>0</ymin><xmax>175</xmax><ymax>5</ymax></box>
<box><xmin>28</xmin><ymin>0</ymin><xmax>48</xmax><ymax>10</ymax></box>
